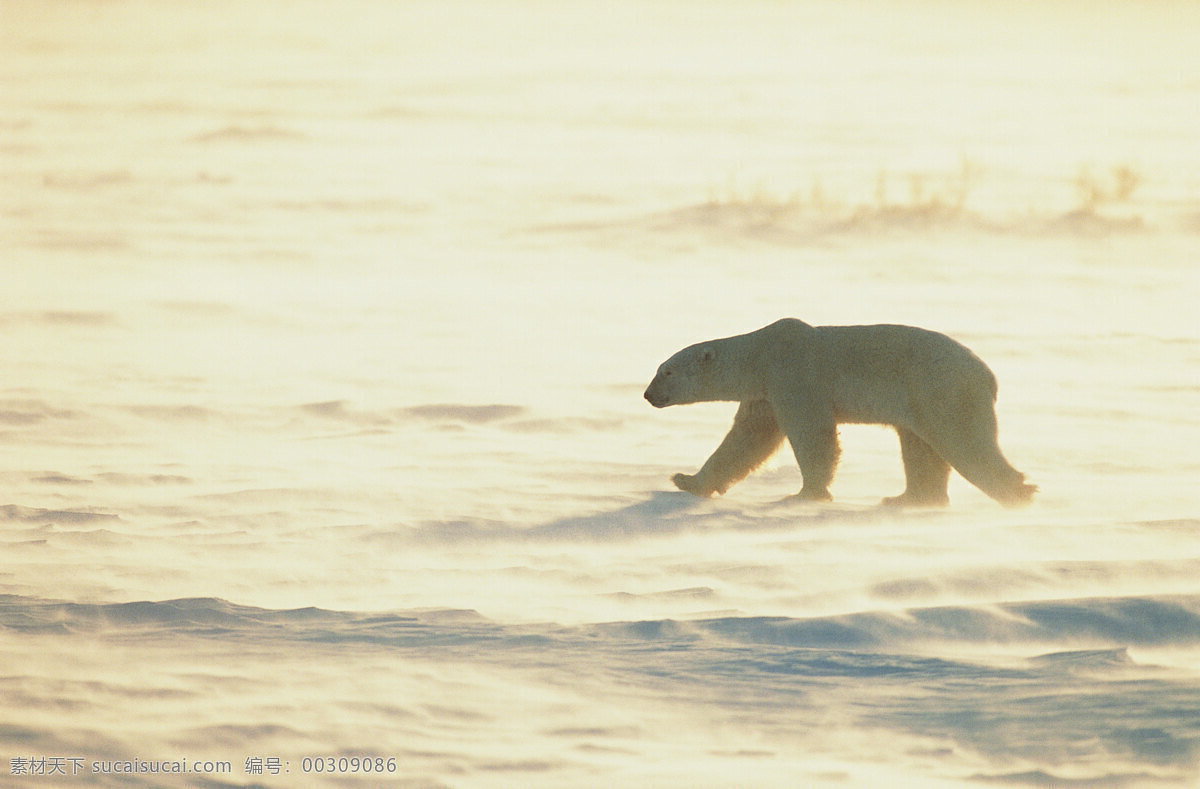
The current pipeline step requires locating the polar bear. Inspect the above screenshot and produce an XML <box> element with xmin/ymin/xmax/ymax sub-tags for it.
<box><xmin>643</xmin><ymin>318</ymin><xmax>1035</xmax><ymax>507</ymax></box>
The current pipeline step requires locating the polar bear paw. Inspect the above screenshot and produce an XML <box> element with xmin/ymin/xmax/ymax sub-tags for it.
<box><xmin>795</xmin><ymin>486</ymin><xmax>833</xmax><ymax>502</ymax></box>
<box><xmin>672</xmin><ymin>473</ymin><xmax>715</xmax><ymax>497</ymax></box>
<box><xmin>881</xmin><ymin>491</ymin><xmax>950</xmax><ymax>508</ymax></box>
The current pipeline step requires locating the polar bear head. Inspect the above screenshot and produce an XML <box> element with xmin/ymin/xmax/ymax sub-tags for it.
<box><xmin>644</xmin><ymin>343</ymin><xmax>717</xmax><ymax>408</ymax></box>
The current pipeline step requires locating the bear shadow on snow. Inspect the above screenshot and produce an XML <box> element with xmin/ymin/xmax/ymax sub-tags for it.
<box><xmin>644</xmin><ymin>318</ymin><xmax>1037</xmax><ymax>508</ymax></box>
<box><xmin>530</xmin><ymin>492</ymin><xmax>704</xmax><ymax>541</ymax></box>
<box><xmin>529</xmin><ymin>490</ymin><xmax>890</xmax><ymax>544</ymax></box>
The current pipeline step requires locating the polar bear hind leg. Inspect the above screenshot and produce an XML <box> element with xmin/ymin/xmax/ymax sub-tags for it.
<box><xmin>883</xmin><ymin>428</ymin><xmax>951</xmax><ymax>507</ymax></box>
<box><xmin>922</xmin><ymin>419</ymin><xmax>1036</xmax><ymax>508</ymax></box>
<box><xmin>673</xmin><ymin>400</ymin><xmax>785</xmax><ymax>497</ymax></box>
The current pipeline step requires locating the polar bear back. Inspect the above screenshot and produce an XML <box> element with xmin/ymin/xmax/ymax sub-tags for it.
<box><xmin>765</xmin><ymin>320</ymin><xmax>998</xmax><ymax>429</ymax></box>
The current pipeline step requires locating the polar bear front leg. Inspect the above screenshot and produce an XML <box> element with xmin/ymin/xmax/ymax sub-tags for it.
<box><xmin>784</xmin><ymin>428</ymin><xmax>839</xmax><ymax>501</ymax></box>
<box><xmin>781</xmin><ymin>415</ymin><xmax>840</xmax><ymax>501</ymax></box>
<box><xmin>672</xmin><ymin>400</ymin><xmax>784</xmax><ymax>497</ymax></box>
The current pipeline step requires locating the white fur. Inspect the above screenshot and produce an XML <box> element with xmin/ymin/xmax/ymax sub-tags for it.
<box><xmin>645</xmin><ymin>318</ymin><xmax>1036</xmax><ymax>507</ymax></box>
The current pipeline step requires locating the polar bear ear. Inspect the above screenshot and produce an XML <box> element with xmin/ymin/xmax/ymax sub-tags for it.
<box><xmin>700</xmin><ymin>345</ymin><xmax>716</xmax><ymax>365</ymax></box>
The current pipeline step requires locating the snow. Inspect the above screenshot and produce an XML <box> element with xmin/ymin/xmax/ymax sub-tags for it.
<box><xmin>2</xmin><ymin>0</ymin><xmax>1199</xmax><ymax>786</ymax></box>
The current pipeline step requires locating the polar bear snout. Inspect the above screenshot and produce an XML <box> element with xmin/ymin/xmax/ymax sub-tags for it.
<box><xmin>644</xmin><ymin>385</ymin><xmax>670</xmax><ymax>408</ymax></box>
<box><xmin>644</xmin><ymin>373</ymin><xmax>673</xmax><ymax>408</ymax></box>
